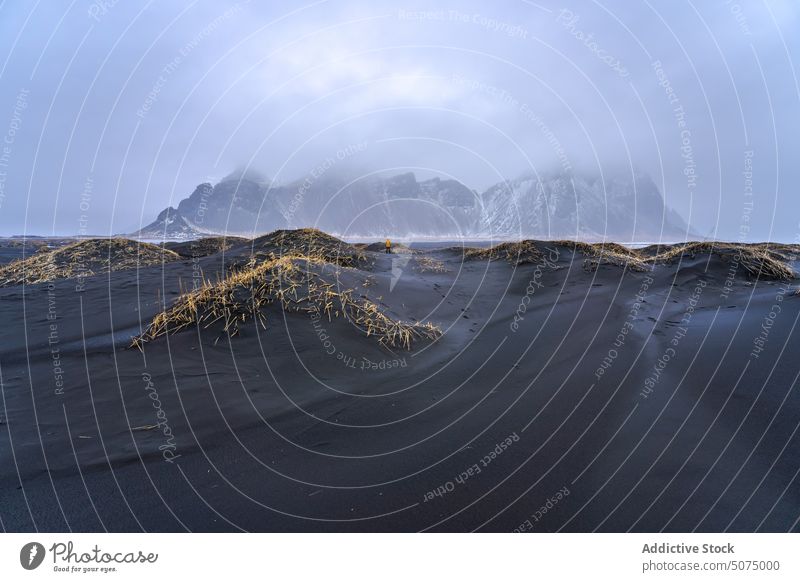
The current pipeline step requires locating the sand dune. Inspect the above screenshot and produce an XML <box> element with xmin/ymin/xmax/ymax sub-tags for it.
<box><xmin>0</xmin><ymin>230</ymin><xmax>798</xmax><ymax>532</ymax></box>
<box><xmin>0</xmin><ymin>238</ymin><xmax>180</xmax><ymax>287</ymax></box>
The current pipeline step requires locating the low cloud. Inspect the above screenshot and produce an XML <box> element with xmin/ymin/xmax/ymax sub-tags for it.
<box><xmin>0</xmin><ymin>0</ymin><xmax>797</xmax><ymax>240</ymax></box>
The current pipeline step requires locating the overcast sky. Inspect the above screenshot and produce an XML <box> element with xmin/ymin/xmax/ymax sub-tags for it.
<box><xmin>0</xmin><ymin>0</ymin><xmax>798</xmax><ymax>239</ymax></box>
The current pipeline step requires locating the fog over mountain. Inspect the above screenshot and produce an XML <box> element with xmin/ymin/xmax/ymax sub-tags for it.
<box><xmin>0</xmin><ymin>2</ymin><xmax>798</xmax><ymax>240</ymax></box>
<box><xmin>134</xmin><ymin>168</ymin><xmax>689</xmax><ymax>241</ymax></box>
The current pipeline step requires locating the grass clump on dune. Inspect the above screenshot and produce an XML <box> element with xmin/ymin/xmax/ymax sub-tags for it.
<box><xmin>165</xmin><ymin>236</ymin><xmax>249</xmax><ymax>258</ymax></box>
<box><xmin>551</xmin><ymin>240</ymin><xmax>647</xmax><ymax>272</ymax></box>
<box><xmin>463</xmin><ymin>240</ymin><xmax>542</xmax><ymax>265</ymax></box>
<box><xmin>547</xmin><ymin>240</ymin><xmax>794</xmax><ymax>280</ymax></box>
<box><xmin>0</xmin><ymin>238</ymin><xmax>180</xmax><ymax>286</ymax></box>
<box><xmin>414</xmin><ymin>256</ymin><xmax>448</xmax><ymax>273</ymax></box>
<box><xmin>552</xmin><ymin>240</ymin><xmax>641</xmax><ymax>260</ymax></box>
<box><xmin>247</xmin><ymin>228</ymin><xmax>368</xmax><ymax>268</ymax></box>
<box><xmin>757</xmin><ymin>243</ymin><xmax>800</xmax><ymax>260</ymax></box>
<box><xmin>645</xmin><ymin>242</ymin><xmax>794</xmax><ymax>281</ymax></box>
<box><xmin>132</xmin><ymin>254</ymin><xmax>440</xmax><ymax>350</ymax></box>
<box><xmin>457</xmin><ymin>238</ymin><xmax>794</xmax><ymax>280</ymax></box>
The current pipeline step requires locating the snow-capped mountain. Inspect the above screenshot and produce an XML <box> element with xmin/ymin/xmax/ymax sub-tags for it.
<box><xmin>480</xmin><ymin>172</ymin><xmax>689</xmax><ymax>241</ymax></box>
<box><xmin>132</xmin><ymin>206</ymin><xmax>203</xmax><ymax>240</ymax></box>
<box><xmin>133</xmin><ymin>170</ymin><xmax>689</xmax><ymax>241</ymax></box>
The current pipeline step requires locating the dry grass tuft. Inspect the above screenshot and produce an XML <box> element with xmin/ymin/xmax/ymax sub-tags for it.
<box><xmin>463</xmin><ymin>240</ymin><xmax>542</xmax><ymax>265</ymax></box>
<box><xmin>165</xmin><ymin>236</ymin><xmax>249</xmax><ymax>258</ymax></box>
<box><xmin>247</xmin><ymin>228</ymin><xmax>368</xmax><ymax>268</ymax></box>
<box><xmin>551</xmin><ymin>240</ymin><xmax>647</xmax><ymax>272</ymax></box>
<box><xmin>645</xmin><ymin>242</ymin><xmax>720</xmax><ymax>262</ymax></box>
<box><xmin>758</xmin><ymin>243</ymin><xmax>800</xmax><ymax>260</ymax></box>
<box><xmin>645</xmin><ymin>242</ymin><xmax>794</xmax><ymax>280</ymax></box>
<box><xmin>551</xmin><ymin>240</ymin><xmax>640</xmax><ymax>259</ymax></box>
<box><xmin>414</xmin><ymin>256</ymin><xmax>448</xmax><ymax>273</ymax></box>
<box><xmin>456</xmin><ymin>238</ymin><xmax>794</xmax><ymax>280</ymax></box>
<box><xmin>548</xmin><ymin>240</ymin><xmax>794</xmax><ymax>279</ymax></box>
<box><xmin>0</xmin><ymin>238</ymin><xmax>180</xmax><ymax>286</ymax></box>
<box><xmin>132</xmin><ymin>254</ymin><xmax>440</xmax><ymax>350</ymax></box>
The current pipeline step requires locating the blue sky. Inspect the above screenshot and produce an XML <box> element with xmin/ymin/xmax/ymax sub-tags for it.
<box><xmin>0</xmin><ymin>0</ymin><xmax>798</xmax><ymax>239</ymax></box>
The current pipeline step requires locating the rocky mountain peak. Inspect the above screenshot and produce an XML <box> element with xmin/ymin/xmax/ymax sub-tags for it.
<box><xmin>134</xmin><ymin>169</ymin><xmax>690</xmax><ymax>241</ymax></box>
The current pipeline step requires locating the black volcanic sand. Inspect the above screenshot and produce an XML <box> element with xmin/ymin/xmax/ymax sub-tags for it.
<box><xmin>1</xmin><ymin>238</ymin><xmax>800</xmax><ymax>532</ymax></box>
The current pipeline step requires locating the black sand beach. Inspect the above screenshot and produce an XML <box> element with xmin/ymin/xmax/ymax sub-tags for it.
<box><xmin>1</xmin><ymin>233</ymin><xmax>799</xmax><ymax>532</ymax></box>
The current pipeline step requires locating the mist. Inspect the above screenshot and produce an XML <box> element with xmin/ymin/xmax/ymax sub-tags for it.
<box><xmin>0</xmin><ymin>0</ymin><xmax>798</xmax><ymax>240</ymax></box>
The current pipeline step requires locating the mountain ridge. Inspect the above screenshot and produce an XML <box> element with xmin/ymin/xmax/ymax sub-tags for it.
<box><xmin>133</xmin><ymin>170</ymin><xmax>691</xmax><ymax>242</ymax></box>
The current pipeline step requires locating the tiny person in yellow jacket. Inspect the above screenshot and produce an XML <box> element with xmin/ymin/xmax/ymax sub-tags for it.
<box><xmin>385</xmin><ymin>238</ymin><xmax>391</xmax><ymax>254</ymax></box>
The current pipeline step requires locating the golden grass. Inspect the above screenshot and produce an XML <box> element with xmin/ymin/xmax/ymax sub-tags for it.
<box><xmin>551</xmin><ymin>240</ymin><xmax>647</xmax><ymax>272</ymax></box>
<box><xmin>0</xmin><ymin>238</ymin><xmax>180</xmax><ymax>286</ymax></box>
<box><xmin>545</xmin><ymin>240</ymin><xmax>795</xmax><ymax>279</ymax></box>
<box><xmin>455</xmin><ymin>238</ymin><xmax>794</xmax><ymax>280</ymax></box>
<box><xmin>645</xmin><ymin>241</ymin><xmax>721</xmax><ymax>262</ymax></box>
<box><xmin>132</xmin><ymin>254</ymin><xmax>440</xmax><ymax>350</ymax></box>
<box><xmin>754</xmin><ymin>243</ymin><xmax>800</xmax><ymax>256</ymax></box>
<box><xmin>551</xmin><ymin>240</ymin><xmax>640</xmax><ymax>259</ymax></box>
<box><xmin>645</xmin><ymin>242</ymin><xmax>794</xmax><ymax>280</ymax></box>
<box><xmin>414</xmin><ymin>256</ymin><xmax>448</xmax><ymax>273</ymax></box>
<box><xmin>463</xmin><ymin>240</ymin><xmax>542</xmax><ymax>265</ymax></box>
<box><xmin>165</xmin><ymin>236</ymin><xmax>249</xmax><ymax>257</ymax></box>
<box><xmin>248</xmin><ymin>228</ymin><xmax>368</xmax><ymax>268</ymax></box>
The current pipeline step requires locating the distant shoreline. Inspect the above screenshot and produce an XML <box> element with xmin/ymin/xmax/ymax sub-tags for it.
<box><xmin>0</xmin><ymin>233</ymin><xmax>721</xmax><ymax>249</ymax></box>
